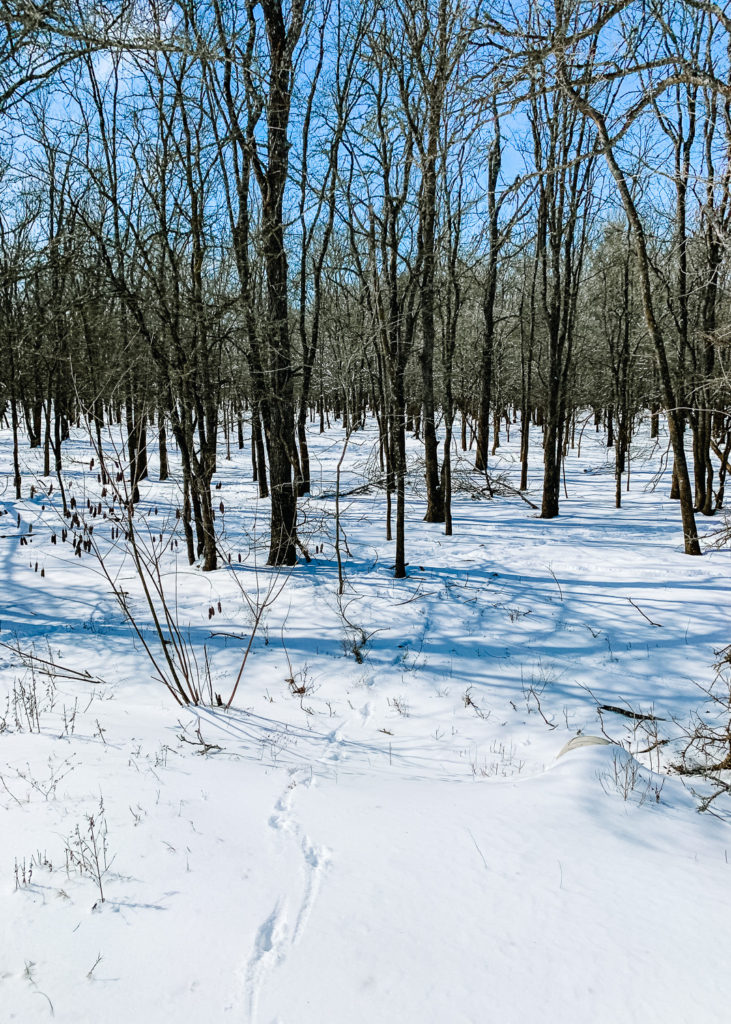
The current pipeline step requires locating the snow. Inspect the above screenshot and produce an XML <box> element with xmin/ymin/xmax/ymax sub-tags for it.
<box><xmin>1</xmin><ymin>415</ymin><xmax>729</xmax><ymax>1023</ymax></box>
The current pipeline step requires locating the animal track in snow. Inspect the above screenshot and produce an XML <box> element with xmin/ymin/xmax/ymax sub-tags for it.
<box><xmin>244</xmin><ymin>899</ymin><xmax>289</xmax><ymax>1024</ymax></box>
<box><xmin>291</xmin><ymin>833</ymin><xmax>330</xmax><ymax>947</ymax></box>
<box><xmin>244</xmin><ymin>770</ymin><xmax>331</xmax><ymax>1023</ymax></box>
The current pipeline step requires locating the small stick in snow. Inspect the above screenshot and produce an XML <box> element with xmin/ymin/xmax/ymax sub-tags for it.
<box><xmin>478</xmin><ymin>478</ymin><xmax>539</xmax><ymax>510</ymax></box>
<box><xmin>467</xmin><ymin>828</ymin><xmax>488</xmax><ymax>871</ymax></box>
<box><xmin>0</xmin><ymin>640</ymin><xmax>107</xmax><ymax>685</ymax></box>
<box><xmin>636</xmin><ymin>738</ymin><xmax>670</xmax><ymax>754</ymax></box>
<box><xmin>178</xmin><ymin>720</ymin><xmax>223</xmax><ymax>755</ymax></box>
<box><xmin>627</xmin><ymin>597</ymin><xmax>662</xmax><ymax>627</ymax></box>
<box><xmin>598</xmin><ymin>704</ymin><xmax>665</xmax><ymax>722</ymax></box>
<box><xmin>87</xmin><ymin>953</ymin><xmax>104</xmax><ymax>979</ymax></box>
<box><xmin>548</xmin><ymin>565</ymin><xmax>563</xmax><ymax>601</ymax></box>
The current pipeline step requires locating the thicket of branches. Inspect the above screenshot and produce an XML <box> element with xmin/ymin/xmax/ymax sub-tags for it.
<box><xmin>1</xmin><ymin>0</ymin><xmax>731</xmax><ymax>577</ymax></box>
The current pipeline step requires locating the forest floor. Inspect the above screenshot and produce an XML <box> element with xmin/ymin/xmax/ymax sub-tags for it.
<box><xmin>1</xmin><ymin>413</ymin><xmax>730</xmax><ymax>1024</ymax></box>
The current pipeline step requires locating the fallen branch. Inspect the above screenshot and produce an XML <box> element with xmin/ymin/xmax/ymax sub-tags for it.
<box><xmin>315</xmin><ymin>475</ymin><xmax>388</xmax><ymax>499</ymax></box>
<box><xmin>675</xmin><ymin>753</ymin><xmax>731</xmax><ymax>776</ymax></box>
<box><xmin>598</xmin><ymin>703</ymin><xmax>665</xmax><ymax>722</ymax></box>
<box><xmin>477</xmin><ymin>478</ymin><xmax>539</xmax><ymax>509</ymax></box>
<box><xmin>177</xmin><ymin>720</ymin><xmax>223</xmax><ymax>755</ymax></box>
<box><xmin>548</xmin><ymin>566</ymin><xmax>563</xmax><ymax>601</ymax></box>
<box><xmin>636</xmin><ymin>738</ymin><xmax>670</xmax><ymax>754</ymax></box>
<box><xmin>627</xmin><ymin>597</ymin><xmax>662</xmax><ymax>627</ymax></box>
<box><xmin>0</xmin><ymin>640</ymin><xmax>107</xmax><ymax>685</ymax></box>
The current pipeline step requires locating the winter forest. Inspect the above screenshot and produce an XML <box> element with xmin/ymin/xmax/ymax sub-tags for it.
<box><xmin>1</xmin><ymin>3</ymin><xmax>731</xmax><ymax>1022</ymax></box>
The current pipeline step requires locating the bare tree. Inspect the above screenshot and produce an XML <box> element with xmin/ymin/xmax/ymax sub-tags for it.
<box><xmin>553</xmin><ymin>0</ymin><xmax>702</xmax><ymax>553</ymax></box>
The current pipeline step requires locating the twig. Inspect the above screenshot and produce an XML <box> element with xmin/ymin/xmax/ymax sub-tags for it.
<box><xmin>627</xmin><ymin>597</ymin><xmax>662</xmax><ymax>627</ymax></box>
<box><xmin>467</xmin><ymin>828</ymin><xmax>489</xmax><ymax>870</ymax></box>
<box><xmin>178</xmin><ymin>720</ymin><xmax>223</xmax><ymax>755</ymax></box>
<box><xmin>548</xmin><ymin>566</ymin><xmax>563</xmax><ymax>601</ymax></box>
<box><xmin>598</xmin><ymin>704</ymin><xmax>665</xmax><ymax>722</ymax></box>
<box><xmin>636</xmin><ymin>738</ymin><xmax>670</xmax><ymax>754</ymax></box>
<box><xmin>0</xmin><ymin>773</ymin><xmax>23</xmax><ymax>806</ymax></box>
<box><xmin>711</xmin><ymin>439</ymin><xmax>731</xmax><ymax>476</ymax></box>
<box><xmin>479</xmin><ymin>478</ymin><xmax>539</xmax><ymax>509</ymax></box>
<box><xmin>0</xmin><ymin>641</ymin><xmax>106</xmax><ymax>685</ymax></box>
<box><xmin>86</xmin><ymin>953</ymin><xmax>104</xmax><ymax>979</ymax></box>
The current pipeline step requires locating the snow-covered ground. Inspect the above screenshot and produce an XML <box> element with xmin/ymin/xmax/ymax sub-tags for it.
<box><xmin>1</xmin><ymin>413</ymin><xmax>729</xmax><ymax>1023</ymax></box>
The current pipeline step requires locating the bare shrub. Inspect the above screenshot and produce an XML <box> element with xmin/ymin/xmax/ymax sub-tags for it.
<box><xmin>598</xmin><ymin>747</ymin><xmax>664</xmax><ymax>805</ymax></box>
<box><xmin>65</xmin><ymin>796</ymin><xmax>113</xmax><ymax>906</ymax></box>
<box><xmin>676</xmin><ymin>649</ymin><xmax>731</xmax><ymax>812</ymax></box>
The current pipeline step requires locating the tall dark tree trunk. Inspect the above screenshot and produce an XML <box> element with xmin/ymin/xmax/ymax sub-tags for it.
<box><xmin>419</xmin><ymin>123</ymin><xmax>444</xmax><ymax>521</ymax></box>
<box><xmin>158</xmin><ymin>412</ymin><xmax>169</xmax><ymax>481</ymax></box>
<box><xmin>255</xmin><ymin>0</ymin><xmax>305</xmax><ymax>566</ymax></box>
<box><xmin>252</xmin><ymin>408</ymin><xmax>269</xmax><ymax>498</ymax></box>
<box><xmin>475</xmin><ymin>103</ymin><xmax>503</xmax><ymax>476</ymax></box>
<box><xmin>519</xmin><ymin>258</ymin><xmax>537</xmax><ymax>492</ymax></box>
<box><xmin>8</xmin><ymin>339</ymin><xmax>22</xmax><ymax>499</ymax></box>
